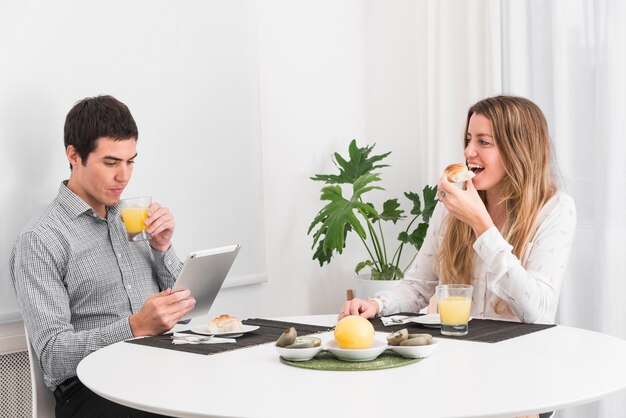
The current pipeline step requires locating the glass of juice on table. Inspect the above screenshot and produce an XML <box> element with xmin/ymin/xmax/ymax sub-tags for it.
<box><xmin>436</xmin><ymin>284</ymin><xmax>473</xmax><ymax>336</ymax></box>
<box><xmin>120</xmin><ymin>196</ymin><xmax>151</xmax><ymax>242</ymax></box>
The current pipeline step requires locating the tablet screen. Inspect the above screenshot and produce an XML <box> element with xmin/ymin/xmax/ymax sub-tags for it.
<box><xmin>172</xmin><ymin>244</ymin><xmax>240</xmax><ymax>319</ymax></box>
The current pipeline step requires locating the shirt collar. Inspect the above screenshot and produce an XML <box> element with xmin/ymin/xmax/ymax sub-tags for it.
<box><xmin>57</xmin><ymin>181</ymin><xmax>120</xmax><ymax>219</ymax></box>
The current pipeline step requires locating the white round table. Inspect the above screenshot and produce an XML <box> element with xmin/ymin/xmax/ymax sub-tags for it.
<box><xmin>77</xmin><ymin>314</ymin><xmax>626</xmax><ymax>418</ymax></box>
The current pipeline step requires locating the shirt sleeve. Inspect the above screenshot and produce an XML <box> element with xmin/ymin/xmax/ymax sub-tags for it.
<box><xmin>475</xmin><ymin>193</ymin><xmax>577</xmax><ymax>323</ymax></box>
<box><xmin>10</xmin><ymin>231</ymin><xmax>133</xmax><ymax>388</ymax></box>
<box><xmin>375</xmin><ymin>204</ymin><xmax>445</xmax><ymax>316</ymax></box>
<box><xmin>151</xmin><ymin>245</ymin><xmax>183</xmax><ymax>289</ymax></box>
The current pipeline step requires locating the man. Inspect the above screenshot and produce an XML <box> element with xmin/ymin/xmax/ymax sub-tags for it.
<box><xmin>10</xmin><ymin>95</ymin><xmax>195</xmax><ymax>417</ymax></box>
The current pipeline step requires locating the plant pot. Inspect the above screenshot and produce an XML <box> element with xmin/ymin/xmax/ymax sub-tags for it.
<box><xmin>353</xmin><ymin>274</ymin><xmax>400</xmax><ymax>300</ymax></box>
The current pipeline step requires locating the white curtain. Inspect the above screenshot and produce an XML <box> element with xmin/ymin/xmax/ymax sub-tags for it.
<box><xmin>501</xmin><ymin>1</ymin><xmax>626</xmax><ymax>416</ymax></box>
<box><xmin>502</xmin><ymin>0</ymin><xmax>626</xmax><ymax>418</ymax></box>
<box><xmin>413</xmin><ymin>0</ymin><xmax>503</xmax><ymax>183</ymax></box>
<box><xmin>417</xmin><ymin>1</ymin><xmax>626</xmax><ymax>416</ymax></box>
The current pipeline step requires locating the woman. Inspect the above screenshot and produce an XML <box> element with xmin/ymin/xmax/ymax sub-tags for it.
<box><xmin>340</xmin><ymin>95</ymin><xmax>576</xmax><ymax>324</ymax></box>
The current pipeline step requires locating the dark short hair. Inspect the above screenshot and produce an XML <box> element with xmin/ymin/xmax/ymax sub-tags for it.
<box><xmin>64</xmin><ymin>95</ymin><xmax>138</xmax><ymax>168</ymax></box>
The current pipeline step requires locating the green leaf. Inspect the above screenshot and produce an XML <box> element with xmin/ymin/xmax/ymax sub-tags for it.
<box><xmin>397</xmin><ymin>231</ymin><xmax>410</xmax><ymax>244</ymax></box>
<box><xmin>404</xmin><ymin>191</ymin><xmax>422</xmax><ymax>216</ymax></box>
<box><xmin>362</xmin><ymin>202</ymin><xmax>380</xmax><ymax>222</ymax></box>
<box><xmin>371</xmin><ymin>264</ymin><xmax>404</xmax><ymax>280</ymax></box>
<box><xmin>352</xmin><ymin>173</ymin><xmax>384</xmax><ymax>202</ymax></box>
<box><xmin>355</xmin><ymin>260</ymin><xmax>374</xmax><ymax>274</ymax></box>
<box><xmin>309</xmin><ymin>173</ymin><xmax>345</xmax><ymax>184</ymax></box>
<box><xmin>379</xmin><ymin>199</ymin><xmax>404</xmax><ymax>223</ymax></box>
<box><xmin>310</xmin><ymin>139</ymin><xmax>391</xmax><ymax>185</ymax></box>
<box><xmin>421</xmin><ymin>185</ymin><xmax>438</xmax><ymax>223</ymax></box>
<box><xmin>390</xmin><ymin>265</ymin><xmax>404</xmax><ymax>279</ymax></box>
<box><xmin>308</xmin><ymin>184</ymin><xmax>379</xmax><ymax>264</ymax></box>
<box><xmin>312</xmin><ymin>237</ymin><xmax>333</xmax><ymax>266</ymax></box>
<box><xmin>406</xmin><ymin>222</ymin><xmax>429</xmax><ymax>250</ymax></box>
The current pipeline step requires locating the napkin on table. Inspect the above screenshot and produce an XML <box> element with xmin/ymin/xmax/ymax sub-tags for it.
<box><xmin>380</xmin><ymin>315</ymin><xmax>412</xmax><ymax>326</ymax></box>
<box><xmin>171</xmin><ymin>332</ymin><xmax>236</xmax><ymax>345</ymax></box>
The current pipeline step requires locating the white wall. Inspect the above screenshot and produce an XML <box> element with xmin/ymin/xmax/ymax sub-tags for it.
<box><xmin>0</xmin><ymin>1</ymin><xmax>472</xmax><ymax>324</ymax></box>
<box><xmin>0</xmin><ymin>0</ymin><xmax>267</xmax><ymax>324</ymax></box>
<box><xmin>245</xmin><ymin>0</ymin><xmax>449</xmax><ymax>318</ymax></box>
<box><xmin>0</xmin><ymin>0</ymin><xmax>541</xmax><ymax>322</ymax></box>
<box><xmin>251</xmin><ymin>0</ymin><xmax>368</xmax><ymax>316</ymax></box>
<box><xmin>0</xmin><ymin>0</ymin><xmax>399</xmax><ymax>324</ymax></box>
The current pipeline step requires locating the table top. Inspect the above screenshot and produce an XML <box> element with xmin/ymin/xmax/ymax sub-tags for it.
<box><xmin>77</xmin><ymin>314</ymin><xmax>626</xmax><ymax>418</ymax></box>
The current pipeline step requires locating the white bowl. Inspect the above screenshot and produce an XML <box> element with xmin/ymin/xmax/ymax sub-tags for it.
<box><xmin>388</xmin><ymin>339</ymin><xmax>439</xmax><ymax>359</ymax></box>
<box><xmin>325</xmin><ymin>339</ymin><xmax>387</xmax><ymax>362</ymax></box>
<box><xmin>275</xmin><ymin>345</ymin><xmax>322</xmax><ymax>362</ymax></box>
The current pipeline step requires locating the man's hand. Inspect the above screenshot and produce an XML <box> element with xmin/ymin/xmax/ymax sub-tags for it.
<box><xmin>145</xmin><ymin>203</ymin><xmax>175</xmax><ymax>252</ymax></box>
<box><xmin>130</xmin><ymin>289</ymin><xmax>196</xmax><ymax>336</ymax></box>
<box><xmin>339</xmin><ymin>298</ymin><xmax>379</xmax><ymax>320</ymax></box>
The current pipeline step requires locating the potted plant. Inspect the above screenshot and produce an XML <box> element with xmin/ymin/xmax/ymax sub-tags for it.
<box><xmin>308</xmin><ymin>140</ymin><xmax>438</xmax><ymax>295</ymax></box>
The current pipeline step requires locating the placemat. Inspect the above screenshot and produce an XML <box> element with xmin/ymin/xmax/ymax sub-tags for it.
<box><xmin>125</xmin><ymin>318</ymin><xmax>333</xmax><ymax>356</ymax></box>
<box><xmin>373</xmin><ymin>313</ymin><xmax>555</xmax><ymax>343</ymax></box>
<box><xmin>281</xmin><ymin>350</ymin><xmax>419</xmax><ymax>371</ymax></box>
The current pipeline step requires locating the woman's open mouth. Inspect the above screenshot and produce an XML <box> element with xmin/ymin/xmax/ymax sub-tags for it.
<box><xmin>468</xmin><ymin>163</ymin><xmax>484</xmax><ymax>176</ymax></box>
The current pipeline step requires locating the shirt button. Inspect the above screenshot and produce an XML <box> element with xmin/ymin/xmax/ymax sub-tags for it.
<box><xmin>116</xmin><ymin>253</ymin><xmax>121</xmax><ymax>258</ymax></box>
<box><xmin>127</xmin><ymin>285</ymin><xmax>133</xmax><ymax>290</ymax></box>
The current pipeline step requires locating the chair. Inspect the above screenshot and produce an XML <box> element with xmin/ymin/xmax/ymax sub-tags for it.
<box><xmin>24</xmin><ymin>328</ymin><xmax>56</xmax><ymax>418</ymax></box>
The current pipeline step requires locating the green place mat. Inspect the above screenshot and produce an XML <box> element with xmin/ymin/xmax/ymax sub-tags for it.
<box><xmin>280</xmin><ymin>350</ymin><xmax>420</xmax><ymax>371</ymax></box>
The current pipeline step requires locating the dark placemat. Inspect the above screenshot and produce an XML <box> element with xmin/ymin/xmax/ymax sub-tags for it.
<box><xmin>281</xmin><ymin>350</ymin><xmax>419</xmax><ymax>371</ymax></box>
<box><xmin>125</xmin><ymin>318</ymin><xmax>333</xmax><ymax>356</ymax></box>
<box><xmin>373</xmin><ymin>313</ymin><xmax>555</xmax><ymax>343</ymax></box>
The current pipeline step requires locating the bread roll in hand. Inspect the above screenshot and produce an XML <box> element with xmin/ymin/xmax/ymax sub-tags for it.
<box><xmin>208</xmin><ymin>314</ymin><xmax>243</xmax><ymax>333</ymax></box>
<box><xmin>444</xmin><ymin>163</ymin><xmax>475</xmax><ymax>187</ymax></box>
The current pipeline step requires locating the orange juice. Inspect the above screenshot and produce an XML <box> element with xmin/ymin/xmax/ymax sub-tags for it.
<box><xmin>438</xmin><ymin>296</ymin><xmax>471</xmax><ymax>326</ymax></box>
<box><xmin>121</xmin><ymin>207</ymin><xmax>149</xmax><ymax>233</ymax></box>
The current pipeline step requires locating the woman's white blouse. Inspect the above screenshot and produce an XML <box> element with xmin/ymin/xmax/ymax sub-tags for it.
<box><xmin>375</xmin><ymin>191</ymin><xmax>577</xmax><ymax>323</ymax></box>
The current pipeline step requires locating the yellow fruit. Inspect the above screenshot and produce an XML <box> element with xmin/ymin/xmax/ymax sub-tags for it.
<box><xmin>334</xmin><ymin>316</ymin><xmax>375</xmax><ymax>349</ymax></box>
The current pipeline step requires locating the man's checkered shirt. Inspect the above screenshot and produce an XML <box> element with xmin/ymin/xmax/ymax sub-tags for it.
<box><xmin>10</xmin><ymin>182</ymin><xmax>183</xmax><ymax>390</ymax></box>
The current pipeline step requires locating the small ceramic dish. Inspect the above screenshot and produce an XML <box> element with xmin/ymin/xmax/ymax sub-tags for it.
<box><xmin>325</xmin><ymin>339</ymin><xmax>387</xmax><ymax>362</ymax></box>
<box><xmin>275</xmin><ymin>345</ymin><xmax>323</xmax><ymax>362</ymax></box>
<box><xmin>388</xmin><ymin>339</ymin><xmax>439</xmax><ymax>359</ymax></box>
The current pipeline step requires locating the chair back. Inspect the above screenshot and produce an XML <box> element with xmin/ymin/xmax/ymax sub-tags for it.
<box><xmin>24</xmin><ymin>328</ymin><xmax>56</xmax><ymax>418</ymax></box>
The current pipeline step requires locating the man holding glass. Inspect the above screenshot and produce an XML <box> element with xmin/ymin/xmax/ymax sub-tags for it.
<box><xmin>10</xmin><ymin>95</ymin><xmax>195</xmax><ymax>417</ymax></box>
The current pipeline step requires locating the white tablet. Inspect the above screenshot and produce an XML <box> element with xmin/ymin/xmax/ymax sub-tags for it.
<box><xmin>172</xmin><ymin>244</ymin><xmax>240</xmax><ymax>320</ymax></box>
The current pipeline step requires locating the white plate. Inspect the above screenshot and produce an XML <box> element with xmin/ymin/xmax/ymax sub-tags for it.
<box><xmin>389</xmin><ymin>339</ymin><xmax>439</xmax><ymax>359</ymax></box>
<box><xmin>189</xmin><ymin>324</ymin><xmax>260</xmax><ymax>337</ymax></box>
<box><xmin>275</xmin><ymin>345</ymin><xmax>322</xmax><ymax>362</ymax></box>
<box><xmin>325</xmin><ymin>339</ymin><xmax>387</xmax><ymax>362</ymax></box>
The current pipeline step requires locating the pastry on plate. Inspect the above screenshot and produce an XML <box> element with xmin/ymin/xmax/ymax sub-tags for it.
<box><xmin>208</xmin><ymin>314</ymin><xmax>243</xmax><ymax>333</ymax></box>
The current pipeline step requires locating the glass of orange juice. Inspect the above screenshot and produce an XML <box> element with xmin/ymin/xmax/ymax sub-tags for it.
<box><xmin>436</xmin><ymin>284</ymin><xmax>473</xmax><ymax>336</ymax></box>
<box><xmin>120</xmin><ymin>196</ymin><xmax>151</xmax><ymax>242</ymax></box>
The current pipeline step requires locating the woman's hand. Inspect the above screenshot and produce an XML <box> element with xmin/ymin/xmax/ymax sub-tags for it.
<box><xmin>339</xmin><ymin>298</ymin><xmax>379</xmax><ymax>320</ymax></box>
<box><xmin>437</xmin><ymin>175</ymin><xmax>494</xmax><ymax>237</ymax></box>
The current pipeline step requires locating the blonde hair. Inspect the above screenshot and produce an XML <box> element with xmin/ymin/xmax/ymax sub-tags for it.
<box><xmin>436</xmin><ymin>96</ymin><xmax>557</xmax><ymax>314</ymax></box>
